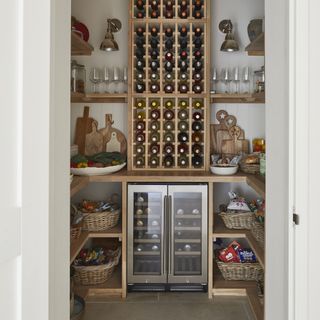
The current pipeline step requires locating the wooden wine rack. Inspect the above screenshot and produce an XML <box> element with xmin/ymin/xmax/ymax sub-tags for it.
<box><xmin>128</xmin><ymin>0</ymin><xmax>210</xmax><ymax>171</ymax></box>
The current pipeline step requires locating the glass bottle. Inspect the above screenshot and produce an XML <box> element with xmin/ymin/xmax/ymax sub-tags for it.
<box><xmin>136</xmin><ymin>100</ymin><xmax>146</xmax><ymax>109</ymax></box>
<box><xmin>164</xmin><ymin>132</ymin><xmax>174</xmax><ymax>143</ymax></box>
<box><xmin>178</xmin><ymin>109</ymin><xmax>188</xmax><ymax>120</ymax></box>
<box><xmin>178</xmin><ymin>132</ymin><xmax>188</xmax><ymax>143</ymax></box>
<box><xmin>178</xmin><ymin>121</ymin><xmax>188</xmax><ymax>131</ymax></box>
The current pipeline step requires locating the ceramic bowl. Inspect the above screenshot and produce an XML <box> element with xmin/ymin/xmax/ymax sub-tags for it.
<box><xmin>210</xmin><ymin>165</ymin><xmax>239</xmax><ymax>176</ymax></box>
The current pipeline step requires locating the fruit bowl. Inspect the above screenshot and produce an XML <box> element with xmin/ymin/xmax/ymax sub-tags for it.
<box><xmin>210</xmin><ymin>165</ymin><xmax>238</xmax><ymax>176</ymax></box>
<box><xmin>71</xmin><ymin>163</ymin><xmax>126</xmax><ymax>176</ymax></box>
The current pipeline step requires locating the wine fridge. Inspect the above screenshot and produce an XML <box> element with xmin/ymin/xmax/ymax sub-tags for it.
<box><xmin>127</xmin><ymin>183</ymin><xmax>207</xmax><ymax>291</ymax></box>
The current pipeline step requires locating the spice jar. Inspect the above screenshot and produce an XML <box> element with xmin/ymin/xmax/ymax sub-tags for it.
<box><xmin>71</xmin><ymin>60</ymin><xmax>86</xmax><ymax>94</ymax></box>
<box><xmin>253</xmin><ymin>138</ymin><xmax>266</xmax><ymax>153</ymax></box>
<box><xmin>254</xmin><ymin>66</ymin><xmax>265</xmax><ymax>93</ymax></box>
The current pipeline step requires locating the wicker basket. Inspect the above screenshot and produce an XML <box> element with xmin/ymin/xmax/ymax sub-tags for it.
<box><xmin>251</xmin><ymin>220</ymin><xmax>265</xmax><ymax>248</ymax></box>
<box><xmin>220</xmin><ymin>211</ymin><xmax>254</xmax><ymax>230</ymax></box>
<box><xmin>73</xmin><ymin>247</ymin><xmax>121</xmax><ymax>286</ymax></box>
<box><xmin>216</xmin><ymin>257</ymin><xmax>263</xmax><ymax>281</ymax></box>
<box><xmin>82</xmin><ymin>208</ymin><xmax>120</xmax><ymax>232</ymax></box>
<box><xmin>240</xmin><ymin>163</ymin><xmax>260</xmax><ymax>175</ymax></box>
<box><xmin>70</xmin><ymin>223</ymin><xmax>83</xmax><ymax>241</ymax></box>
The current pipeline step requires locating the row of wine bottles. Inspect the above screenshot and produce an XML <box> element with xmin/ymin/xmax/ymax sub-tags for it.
<box><xmin>134</xmin><ymin>0</ymin><xmax>205</xmax><ymax>19</ymax></box>
<box><xmin>134</xmin><ymin>24</ymin><xmax>205</xmax><ymax>94</ymax></box>
<box><xmin>134</xmin><ymin>99</ymin><xmax>203</xmax><ymax>109</ymax></box>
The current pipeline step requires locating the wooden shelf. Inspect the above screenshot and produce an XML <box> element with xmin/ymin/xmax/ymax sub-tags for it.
<box><xmin>213</xmin><ymin>214</ymin><xmax>265</xmax><ymax>269</ymax></box>
<box><xmin>70</xmin><ymin>225</ymin><xmax>123</xmax><ymax>264</ymax></box>
<box><xmin>74</xmin><ymin>265</ymin><xmax>123</xmax><ymax>300</ymax></box>
<box><xmin>71</xmin><ymin>32</ymin><xmax>93</xmax><ymax>56</ymax></box>
<box><xmin>70</xmin><ymin>170</ymin><xmax>265</xmax><ymax>198</ymax></box>
<box><xmin>245</xmin><ymin>32</ymin><xmax>265</xmax><ymax>57</ymax></box>
<box><xmin>212</xmin><ymin>263</ymin><xmax>264</xmax><ymax>320</ymax></box>
<box><xmin>71</xmin><ymin>92</ymin><xmax>128</xmax><ymax>103</ymax></box>
<box><xmin>211</xmin><ymin>93</ymin><xmax>265</xmax><ymax>104</ymax></box>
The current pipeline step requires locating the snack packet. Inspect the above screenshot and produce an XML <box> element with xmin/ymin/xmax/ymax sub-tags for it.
<box><xmin>227</xmin><ymin>192</ymin><xmax>250</xmax><ymax>212</ymax></box>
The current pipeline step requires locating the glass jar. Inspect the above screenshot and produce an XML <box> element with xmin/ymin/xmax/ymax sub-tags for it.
<box><xmin>254</xmin><ymin>66</ymin><xmax>265</xmax><ymax>93</ymax></box>
<box><xmin>71</xmin><ymin>60</ymin><xmax>86</xmax><ymax>94</ymax></box>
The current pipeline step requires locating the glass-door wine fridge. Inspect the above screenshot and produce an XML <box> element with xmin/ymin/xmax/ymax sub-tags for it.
<box><xmin>127</xmin><ymin>184</ymin><xmax>207</xmax><ymax>291</ymax></box>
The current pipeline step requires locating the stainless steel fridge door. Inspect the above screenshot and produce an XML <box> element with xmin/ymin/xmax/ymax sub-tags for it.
<box><xmin>167</xmin><ymin>184</ymin><xmax>208</xmax><ymax>284</ymax></box>
<box><xmin>127</xmin><ymin>184</ymin><xmax>168</xmax><ymax>284</ymax></box>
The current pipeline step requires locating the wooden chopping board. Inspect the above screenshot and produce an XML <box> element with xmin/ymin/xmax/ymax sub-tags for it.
<box><xmin>85</xmin><ymin>121</ymin><xmax>104</xmax><ymax>156</ymax></box>
<box><xmin>74</xmin><ymin>106</ymin><xmax>95</xmax><ymax>155</ymax></box>
<box><xmin>211</xmin><ymin>110</ymin><xmax>229</xmax><ymax>154</ymax></box>
<box><xmin>221</xmin><ymin>125</ymin><xmax>249</xmax><ymax>155</ymax></box>
<box><xmin>98</xmin><ymin>114</ymin><xmax>127</xmax><ymax>156</ymax></box>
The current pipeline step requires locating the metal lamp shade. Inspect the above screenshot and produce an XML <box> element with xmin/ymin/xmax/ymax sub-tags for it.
<box><xmin>221</xmin><ymin>33</ymin><xmax>239</xmax><ymax>52</ymax></box>
<box><xmin>100</xmin><ymin>32</ymin><xmax>119</xmax><ymax>51</ymax></box>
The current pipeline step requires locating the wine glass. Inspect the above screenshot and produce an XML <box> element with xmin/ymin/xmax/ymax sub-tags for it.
<box><xmin>89</xmin><ymin>67</ymin><xmax>102</xmax><ymax>93</ymax></box>
<box><xmin>112</xmin><ymin>67</ymin><xmax>121</xmax><ymax>93</ymax></box>
<box><xmin>123</xmin><ymin>67</ymin><xmax>128</xmax><ymax>93</ymax></box>
<box><xmin>232</xmin><ymin>67</ymin><xmax>240</xmax><ymax>94</ymax></box>
<box><xmin>241</xmin><ymin>66</ymin><xmax>251</xmax><ymax>94</ymax></box>
<box><xmin>103</xmin><ymin>67</ymin><xmax>110</xmax><ymax>93</ymax></box>
<box><xmin>211</xmin><ymin>67</ymin><xmax>219</xmax><ymax>94</ymax></box>
<box><xmin>221</xmin><ymin>68</ymin><xmax>230</xmax><ymax>94</ymax></box>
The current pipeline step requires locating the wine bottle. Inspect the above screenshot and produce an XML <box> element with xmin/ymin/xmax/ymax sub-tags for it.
<box><xmin>193</xmin><ymin>100</ymin><xmax>203</xmax><ymax>109</ymax></box>
<box><xmin>165</xmin><ymin>73</ymin><xmax>174</xmax><ymax>82</ymax></box>
<box><xmin>192</xmin><ymin>144</ymin><xmax>202</xmax><ymax>155</ymax></box>
<box><xmin>136</xmin><ymin>121</ymin><xmax>145</xmax><ymax>131</ymax></box>
<box><xmin>164</xmin><ymin>61</ymin><xmax>174</xmax><ymax>72</ymax></box>
<box><xmin>150</xmin><ymin>143</ymin><xmax>160</xmax><ymax>154</ymax></box>
<box><xmin>179</xmin><ymin>72</ymin><xmax>188</xmax><ymax>82</ymax></box>
<box><xmin>192</xmin><ymin>155</ymin><xmax>203</xmax><ymax>167</ymax></box>
<box><xmin>165</xmin><ymin>100</ymin><xmax>174</xmax><ymax>109</ymax></box>
<box><xmin>150</xmin><ymin>26</ymin><xmax>159</xmax><ymax>37</ymax></box>
<box><xmin>136</xmin><ymin>59</ymin><xmax>145</xmax><ymax>70</ymax></box>
<box><xmin>192</xmin><ymin>121</ymin><xmax>202</xmax><ymax>131</ymax></box>
<box><xmin>180</xmin><ymin>25</ymin><xmax>188</xmax><ymax>37</ymax></box>
<box><xmin>164</xmin><ymin>143</ymin><xmax>174</xmax><ymax>154</ymax></box>
<box><xmin>164</xmin><ymin>132</ymin><xmax>174</xmax><ymax>143</ymax></box>
<box><xmin>150</xmin><ymin>83</ymin><xmax>160</xmax><ymax>93</ymax></box>
<box><xmin>136</xmin><ymin>156</ymin><xmax>145</xmax><ymax>166</ymax></box>
<box><xmin>179</xmin><ymin>100</ymin><xmax>188</xmax><ymax>109</ymax></box>
<box><xmin>136</xmin><ymin>71</ymin><xmax>144</xmax><ymax>81</ymax></box>
<box><xmin>151</xmin><ymin>10</ymin><xmax>159</xmax><ymax>18</ymax></box>
<box><xmin>192</xmin><ymin>132</ymin><xmax>202</xmax><ymax>143</ymax></box>
<box><xmin>179</xmin><ymin>38</ymin><xmax>188</xmax><ymax>49</ymax></box>
<box><xmin>136</xmin><ymin>131</ymin><xmax>145</xmax><ymax>142</ymax></box>
<box><xmin>193</xmin><ymin>111</ymin><xmax>202</xmax><ymax>120</ymax></box>
<box><xmin>164</xmin><ymin>83</ymin><xmax>174</xmax><ymax>93</ymax></box>
<box><xmin>150</xmin><ymin>49</ymin><xmax>159</xmax><ymax>59</ymax></box>
<box><xmin>193</xmin><ymin>72</ymin><xmax>202</xmax><ymax>82</ymax></box>
<box><xmin>135</xmin><ymin>37</ymin><xmax>145</xmax><ymax>48</ymax></box>
<box><xmin>178</xmin><ymin>132</ymin><xmax>188</xmax><ymax>143</ymax></box>
<box><xmin>150</xmin><ymin>38</ymin><xmax>159</xmax><ymax>48</ymax></box>
<box><xmin>136</xmin><ymin>111</ymin><xmax>146</xmax><ymax>120</ymax></box>
<box><xmin>178</xmin><ymin>143</ymin><xmax>188</xmax><ymax>154</ymax></box>
<box><xmin>192</xmin><ymin>83</ymin><xmax>203</xmax><ymax>93</ymax></box>
<box><xmin>150</xmin><ymin>121</ymin><xmax>160</xmax><ymax>131</ymax></box>
<box><xmin>165</xmin><ymin>0</ymin><xmax>174</xmax><ymax>18</ymax></box>
<box><xmin>165</xmin><ymin>51</ymin><xmax>174</xmax><ymax>61</ymax></box>
<box><xmin>193</xmin><ymin>37</ymin><xmax>202</xmax><ymax>48</ymax></box>
<box><xmin>150</xmin><ymin>0</ymin><xmax>159</xmax><ymax>9</ymax></box>
<box><xmin>164</xmin><ymin>121</ymin><xmax>174</xmax><ymax>131</ymax></box>
<box><xmin>136</xmin><ymin>100</ymin><xmax>146</xmax><ymax>108</ymax></box>
<box><xmin>136</xmin><ymin>10</ymin><xmax>145</xmax><ymax>19</ymax></box>
<box><xmin>178</xmin><ymin>155</ymin><xmax>188</xmax><ymax>167</ymax></box>
<box><xmin>150</xmin><ymin>72</ymin><xmax>159</xmax><ymax>82</ymax></box>
<box><xmin>150</xmin><ymin>122</ymin><xmax>160</xmax><ymax>132</ymax></box>
<box><xmin>136</xmin><ymin>0</ymin><xmax>145</xmax><ymax>10</ymax></box>
<box><xmin>136</xmin><ymin>145</ymin><xmax>145</xmax><ymax>154</ymax></box>
<box><xmin>178</xmin><ymin>109</ymin><xmax>188</xmax><ymax>120</ymax></box>
<box><xmin>150</xmin><ymin>100</ymin><xmax>159</xmax><ymax>109</ymax></box>
<box><xmin>193</xmin><ymin>10</ymin><xmax>203</xmax><ymax>19</ymax></box>
<box><xmin>178</xmin><ymin>120</ymin><xmax>188</xmax><ymax>131</ymax></box>
<box><xmin>165</xmin><ymin>27</ymin><xmax>174</xmax><ymax>38</ymax></box>
<box><xmin>180</xmin><ymin>50</ymin><xmax>188</xmax><ymax>60</ymax></box>
<box><xmin>150</xmin><ymin>109</ymin><xmax>160</xmax><ymax>120</ymax></box>
<box><xmin>165</xmin><ymin>39</ymin><xmax>174</xmax><ymax>50</ymax></box>
<box><xmin>179</xmin><ymin>60</ymin><xmax>188</xmax><ymax>72</ymax></box>
<box><xmin>150</xmin><ymin>60</ymin><xmax>159</xmax><ymax>71</ymax></box>
<box><xmin>136</xmin><ymin>26</ymin><xmax>145</xmax><ymax>36</ymax></box>
<box><xmin>194</xmin><ymin>27</ymin><xmax>203</xmax><ymax>37</ymax></box>
<box><xmin>150</xmin><ymin>155</ymin><xmax>159</xmax><ymax>167</ymax></box>
<box><xmin>136</xmin><ymin>83</ymin><xmax>146</xmax><ymax>93</ymax></box>
<box><xmin>179</xmin><ymin>83</ymin><xmax>189</xmax><ymax>93</ymax></box>
<box><xmin>194</xmin><ymin>49</ymin><xmax>202</xmax><ymax>60</ymax></box>
<box><xmin>193</xmin><ymin>60</ymin><xmax>203</xmax><ymax>71</ymax></box>
<box><xmin>136</xmin><ymin>47</ymin><xmax>145</xmax><ymax>59</ymax></box>
<box><xmin>163</xmin><ymin>109</ymin><xmax>174</xmax><ymax>120</ymax></box>
<box><xmin>164</xmin><ymin>155</ymin><xmax>174</xmax><ymax>167</ymax></box>
<box><xmin>193</xmin><ymin>0</ymin><xmax>202</xmax><ymax>9</ymax></box>
<box><xmin>150</xmin><ymin>132</ymin><xmax>160</xmax><ymax>142</ymax></box>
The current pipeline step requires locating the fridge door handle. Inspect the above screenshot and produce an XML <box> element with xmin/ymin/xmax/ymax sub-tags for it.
<box><xmin>163</xmin><ymin>195</ymin><xmax>167</xmax><ymax>277</ymax></box>
<box><xmin>168</xmin><ymin>195</ymin><xmax>172</xmax><ymax>276</ymax></box>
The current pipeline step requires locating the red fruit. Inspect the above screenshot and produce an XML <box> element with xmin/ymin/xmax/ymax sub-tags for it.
<box><xmin>87</xmin><ymin>160</ymin><xmax>95</xmax><ymax>167</ymax></box>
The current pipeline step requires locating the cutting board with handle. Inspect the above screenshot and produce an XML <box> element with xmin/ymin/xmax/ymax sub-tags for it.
<box><xmin>98</xmin><ymin>114</ymin><xmax>127</xmax><ymax>156</ymax></box>
<box><xmin>85</xmin><ymin>120</ymin><xmax>104</xmax><ymax>156</ymax></box>
<box><xmin>74</xmin><ymin>106</ymin><xmax>96</xmax><ymax>155</ymax></box>
<box><xmin>221</xmin><ymin>125</ymin><xmax>249</xmax><ymax>155</ymax></box>
<box><xmin>211</xmin><ymin>110</ymin><xmax>230</xmax><ymax>154</ymax></box>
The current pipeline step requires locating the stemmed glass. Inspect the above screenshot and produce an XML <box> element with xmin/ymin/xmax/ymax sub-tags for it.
<box><xmin>241</xmin><ymin>66</ymin><xmax>250</xmax><ymax>94</ymax></box>
<box><xmin>103</xmin><ymin>67</ymin><xmax>110</xmax><ymax>93</ymax></box>
<box><xmin>221</xmin><ymin>68</ymin><xmax>231</xmax><ymax>94</ymax></box>
<box><xmin>211</xmin><ymin>67</ymin><xmax>219</xmax><ymax>94</ymax></box>
<box><xmin>112</xmin><ymin>67</ymin><xmax>121</xmax><ymax>93</ymax></box>
<box><xmin>123</xmin><ymin>67</ymin><xmax>128</xmax><ymax>93</ymax></box>
<box><xmin>232</xmin><ymin>67</ymin><xmax>240</xmax><ymax>94</ymax></box>
<box><xmin>90</xmin><ymin>67</ymin><xmax>102</xmax><ymax>93</ymax></box>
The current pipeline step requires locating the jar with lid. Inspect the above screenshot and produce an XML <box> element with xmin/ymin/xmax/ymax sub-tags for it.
<box><xmin>71</xmin><ymin>60</ymin><xmax>86</xmax><ymax>94</ymax></box>
<box><xmin>254</xmin><ymin>66</ymin><xmax>265</xmax><ymax>93</ymax></box>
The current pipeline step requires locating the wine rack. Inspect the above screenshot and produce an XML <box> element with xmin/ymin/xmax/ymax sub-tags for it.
<box><xmin>129</xmin><ymin>0</ymin><xmax>210</xmax><ymax>170</ymax></box>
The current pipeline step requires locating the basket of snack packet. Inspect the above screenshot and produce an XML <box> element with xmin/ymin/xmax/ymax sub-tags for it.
<box><xmin>219</xmin><ymin>192</ymin><xmax>254</xmax><ymax>230</ymax></box>
<box><xmin>79</xmin><ymin>194</ymin><xmax>120</xmax><ymax>232</ymax></box>
<box><xmin>70</xmin><ymin>205</ymin><xmax>84</xmax><ymax>241</ymax></box>
<box><xmin>249</xmin><ymin>199</ymin><xmax>265</xmax><ymax>248</ymax></box>
<box><xmin>73</xmin><ymin>246</ymin><xmax>121</xmax><ymax>285</ymax></box>
<box><xmin>240</xmin><ymin>154</ymin><xmax>260</xmax><ymax>175</ymax></box>
<box><xmin>215</xmin><ymin>240</ymin><xmax>263</xmax><ymax>281</ymax></box>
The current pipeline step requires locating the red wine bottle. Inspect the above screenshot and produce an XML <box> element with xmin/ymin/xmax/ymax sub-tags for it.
<box><xmin>136</xmin><ymin>0</ymin><xmax>145</xmax><ymax>10</ymax></box>
<box><xmin>165</xmin><ymin>51</ymin><xmax>174</xmax><ymax>61</ymax></box>
<box><xmin>150</xmin><ymin>83</ymin><xmax>160</xmax><ymax>93</ymax></box>
<box><xmin>192</xmin><ymin>144</ymin><xmax>202</xmax><ymax>155</ymax></box>
<box><xmin>178</xmin><ymin>155</ymin><xmax>188</xmax><ymax>167</ymax></box>
<box><xmin>136</xmin><ymin>37</ymin><xmax>145</xmax><ymax>48</ymax></box>
<box><xmin>136</xmin><ymin>156</ymin><xmax>145</xmax><ymax>166</ymax></box>
<box><xmin>150</xmin><ymin>26</ymin><xmax>159</xmax><ymax>37</ymax></box>
<box><xmin>164</xmin><ymin>143</ymin><xmax>174</xmax><ymax>154</ymax></box>
<box><xmin>136</xmin><ymin>121</ymin><xmax>145</xmax><ymax>131</ymax></box>
<box><xmin>179</xmin><ymin>60</ymin><xmax>188</xmax><ymax>72</ymax></box>
<box><xmin>192</xmin><ymin>155</ymin><xmax>203</xmax><ymax>167</ymax></box>
<box><xmin>193</xmin><ymin>10</ymin><xmax>203</xmax><ymax>19</ymax></box>
<box><xmin>193</xmin><ymin>72</ymin><xmax>202</xmax><ymax>82</ymax></box>
<box><xmin>179</xmin><ymin>83</ymin><xmax>189</xmax><ymax>93</ymax></box>
<box><xmin>150</xmin><ymin>49</ymin><xmax>159</xmax><ymax>59</ymax></box>
<box><xmin>192</xmin><ymin>121</ymin><xmax>202</xmax><ymax>131</ymax></box>
<box><xmin>194</xmin><ymin>49</ymin><xmax>202</xmax><ymax>60</ymax></box>
<box><xmin>193</xmin><ymin>112</ymin><xmax>202</xmax><ymax>121</ymax></box>
<box><xmin>193</xmin><ymin>37</ymin><xmax>202</xmax><ymax>48</ymax></box>
<box><xmin>180</xmin><ymin>50</ymin><xmax>188</xmax><ymax>60</ymax></box>
<box><xmin>150</xmin><ymin>143</ymin><xmax>160</xmax><ymax>154</ymax></box>
<box><xmin>136</xmin><ymin>71</ymin><xmax>144</xmax><ymax>81</ymax></box>
<box><xmin>150</xmin><ymin>121</ymin><xmax>160</xmax><ymax>131</ymax></box>
<box><xmin>165</xmin><ymin>39</ymin><xmax>174</xmax><ymax>50</ymax></box>
<box><xmin>180</xmin><ymin>26</ymin><xmax>188</xmax><ymax>37</ymax></box>
<box><xmin>136</xmin><ymin>26</ymin><xmax>145</xmax><ymax>36</ymax></box>
<box><xmin>178</xmin><ymin>132</ymin><xmax>188</xmax><ymax>143</ymax></box>
<box><xmin>179</xmin><ymin>72</ymin><xmax>188</xmax><ymax>81</ymax></box>
<box><xmin>150</xmin><ymin>155</ymin><xmax>159</xmax><ymax>167</ymax></box>
<box><xmin>150</xmin><ymin>72</ymin><xmax>159</xmax><ymax>82</ymax></box>
<box><xmin>150</xmin><ymin>38</ymin><xmax>159</xmax><ymax>48</ymax></box>
<box><xmin>136</xmin><ymin>145</ymin><xmax>145</xmax><ymax>154</ymax></box>
<box><xmin>136</xmin><ymin>131</ymin><xmax>145</xmax><ymax>143</ymax></box>
<box><xmin>178</xmin><ymin>109</ymin><xmax>188</xmax><ymax>120</ymax></box>
<box><xmin>150</xmin><ymin>109</ymin><xmax>160</xmax><ymax>120</ymax></box>
<box><xmin>178</xmin><ymin>121</ymin><xmax>188</xmax><ymax>131</ymax></box>
<box><xmin>192</xmin><ymin>83</ymin><xmax>203</xmax><ymax>93</ymax></box>
<box><xmin>165</xmin><ymin>72</ymin><xmax>174</xmax><ymax>82</ymax></box>
<box><xmin>164</xmin><ymin>83</ymin><xmax>174</xmax><ymax>93</ymax></box>
<box><xmin>164</xmin><ymin>121</ymin><xmax>174</xmax><ymax>131</ymax></box>
<box><xmin>163</xmin><ymin>109</ymin><xmax>175</xmax><ymax>120</ymax></box>
<box><xmin>165</xmin><ymin>27</ymin><xmax>174</xmax><ymax>38</ymax></box>
<box><xmin>179</xmin><ymin>38</ymin><xmax>188</xmax><ymax>48</ymax></box>
<box><xmin>164</xmin><ymin>155</ymin><xmax>174</xmax><ymax>167</ymax></box>
<box><xmin>178</xmin><ymin>143</ymin><xmax>188</xmax><ymax>154</ymax></box>
<box><xmin>136</xmin><ymin>10</ymin><xmax>145</xmax><ymax>19</ymax></box>
<box><xmin>164</xmin><ymin>61</ymin><xmax>174</xmax><ymax>72</ymax></box>
<box><xmin>193</xmin><ymin>60</ymin><xmax>203</xmax><ymax>71</ymax></box>
<box><xmin>193</xmin><ymin>0</ymin><xmax>202</xmax><ymax>9</ymax></box>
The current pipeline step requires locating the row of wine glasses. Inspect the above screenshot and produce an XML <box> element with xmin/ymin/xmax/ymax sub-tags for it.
<box><xmin>90</xmin><ymin>66</ymin><xmax>128</xmax><ymax>94</ymax></box>
<box><xmin>211</xmin><ymin>67</ymin><xmax>253</xmax><ymax>94</ymax></box>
